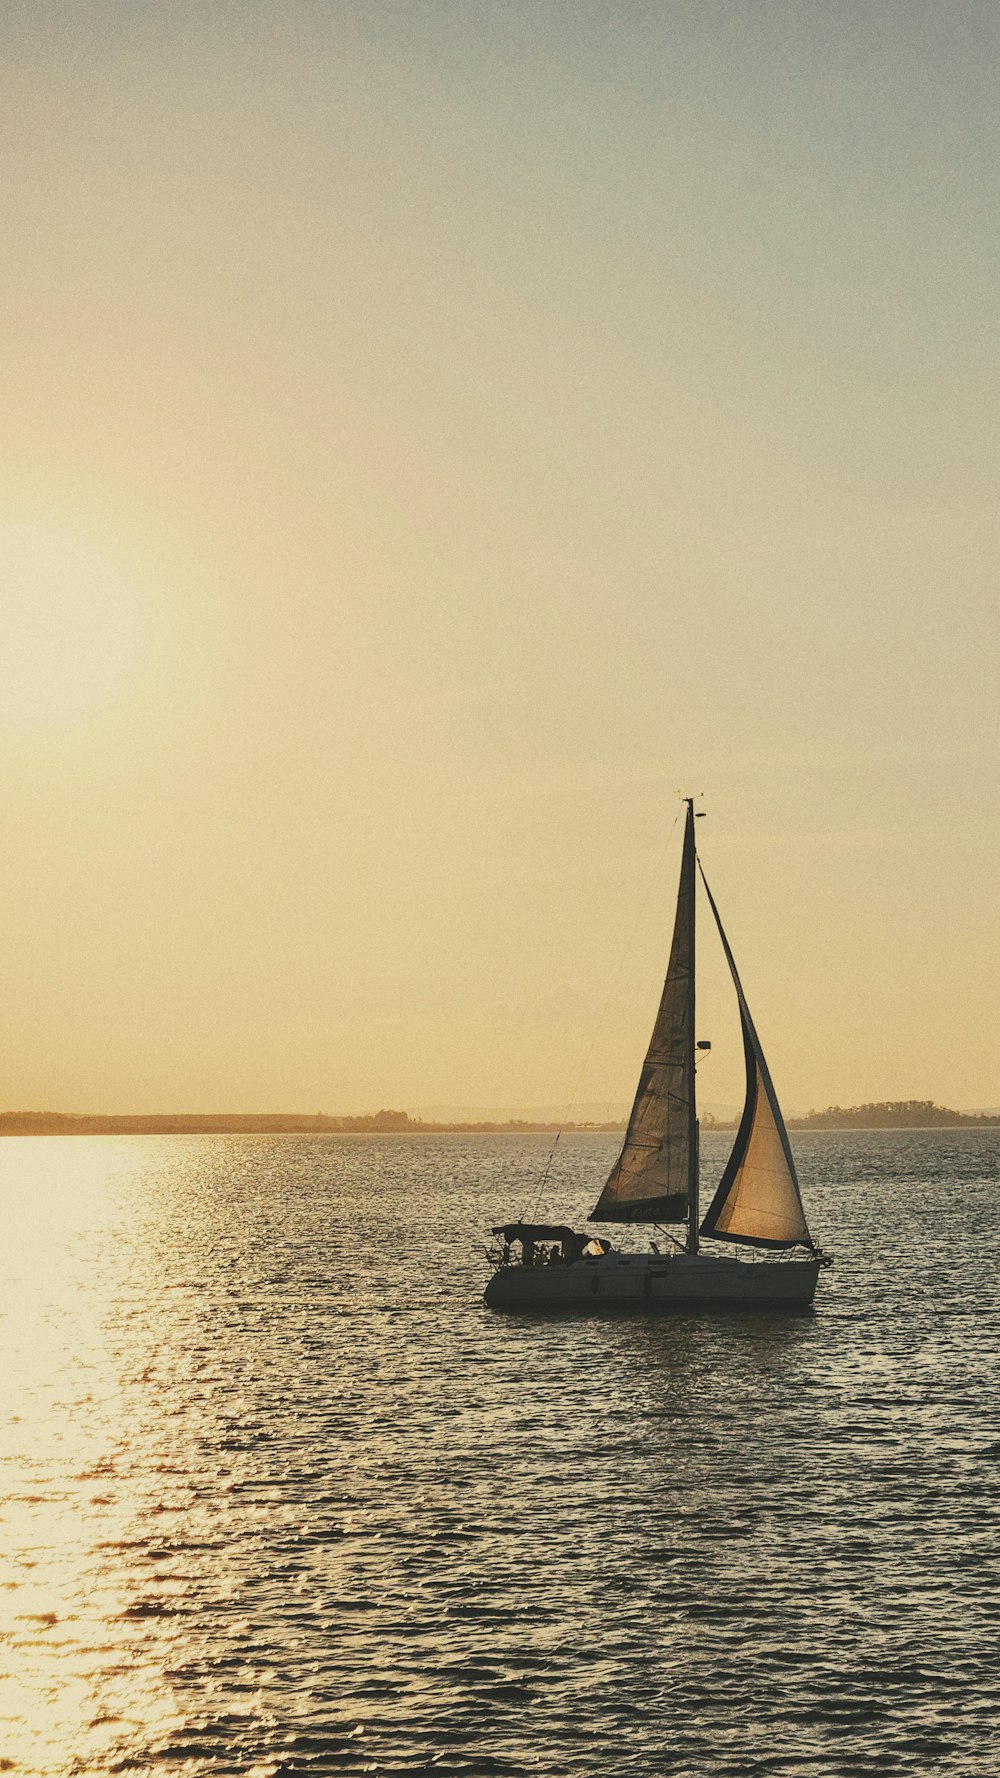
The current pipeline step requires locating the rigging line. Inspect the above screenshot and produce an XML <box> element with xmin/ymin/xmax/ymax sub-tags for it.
<box><xmin>519</xmin><ymin>801</ymin><xmax>684</xmax><ymax>1224</ymax></box>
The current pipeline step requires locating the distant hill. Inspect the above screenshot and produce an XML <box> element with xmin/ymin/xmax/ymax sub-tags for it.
<box><xmin>786</xmin><ymin>1101</ymin><xmax>1000</xmax><ymax>1130</ymax></box>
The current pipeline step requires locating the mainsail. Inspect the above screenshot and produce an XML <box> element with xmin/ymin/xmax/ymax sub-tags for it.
<box><xmin>698</xmin><ymin>865</ymin><xmax>813</xmax><ymax>1250</ymax></box>
<box><xmin>589</xmin><ymin>804</ymin><xmax>696</xmax><ymax>1225</ymax></box>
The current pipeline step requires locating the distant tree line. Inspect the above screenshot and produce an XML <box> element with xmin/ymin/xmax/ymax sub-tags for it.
<box><xmin>0</xmin><ymin>1108</ymin><xmax>627</xmax><ymax>1136</ymax></box>
<box><xmin>696</xmin><ymin>1102</ymin><xmax>1000</xmax><ymax>1131</ymax></box>
<box><xmin>787</xmin><ymin>1100</ymin><xmax>1000</xmax><ymax>1130</ymax></box>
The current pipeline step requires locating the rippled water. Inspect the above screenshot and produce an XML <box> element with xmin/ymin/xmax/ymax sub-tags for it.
<box><xmin>2</xmin><ymin>1129</ymin><xmax>998</xmax><ymax>1775</ymax></box>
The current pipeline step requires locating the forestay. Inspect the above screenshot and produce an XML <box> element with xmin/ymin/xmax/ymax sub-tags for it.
<box><xmin>698</xmin><ymin>865</ymin><xmax>813</xmax><ymax>1250</ymax></box>
<box><xmin>589</xmin><ymin>804</ymin><xmax>696</xmax><ymax>1224</ymax></box>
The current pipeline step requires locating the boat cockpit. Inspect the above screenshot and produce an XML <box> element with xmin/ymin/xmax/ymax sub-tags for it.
<box><xmin>490</xmin><ymin>1222</ymin><xmax>613</xmax><ymax>1269</ymax></box>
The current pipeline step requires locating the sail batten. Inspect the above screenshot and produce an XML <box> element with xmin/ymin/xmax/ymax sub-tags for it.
<box><xmin>697</xmin><ymin>863</ymin><xmax>813</xmax><ymax>1251</ymax></box>
<box><xmin>589</xmin><ymin>805</ymin><xmax>696</xmax><ymax>1225</ymax></box>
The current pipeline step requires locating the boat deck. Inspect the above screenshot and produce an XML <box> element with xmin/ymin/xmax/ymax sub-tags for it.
<box><xmin>484</xmin><ymin>1250</ymin><xmax>821</xmax><ymax>1311</ymax></box>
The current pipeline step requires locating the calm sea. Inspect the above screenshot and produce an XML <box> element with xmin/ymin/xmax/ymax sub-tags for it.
<box><xmin>2</xmin><ymin>1129</ymin><xmax>998</xmax><ymax>1776</ymax></box>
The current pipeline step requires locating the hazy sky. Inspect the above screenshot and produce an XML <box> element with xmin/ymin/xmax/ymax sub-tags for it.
<box><xmin>2</xmin><ymin>2</ymin><xmax>997</xmax><ymax>1113</ymax></box>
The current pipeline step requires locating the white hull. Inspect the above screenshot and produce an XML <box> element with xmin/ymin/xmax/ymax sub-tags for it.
<box><xmin>485</xmin><ymin>1251</ymin><xmax>821</xmax><ymax>1312</ymax></box>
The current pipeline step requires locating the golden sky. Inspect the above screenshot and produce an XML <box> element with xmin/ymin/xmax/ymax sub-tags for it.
<box><xmin>1</xmin><ymin>3</ymin><xmax>997</xmax><ymax>1114</ymax></box>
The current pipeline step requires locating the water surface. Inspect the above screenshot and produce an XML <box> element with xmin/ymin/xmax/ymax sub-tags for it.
<box><xmin>1</xmin><ymin>1130</ymin><xmax>998</xmax><ymax>1775</ymax></box>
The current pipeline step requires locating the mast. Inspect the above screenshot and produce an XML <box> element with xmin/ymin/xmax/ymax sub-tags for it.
<box><xmin>684</xmin><ymin>799</ymin><xmax>699</xmax><ymax>1254</ymax></box>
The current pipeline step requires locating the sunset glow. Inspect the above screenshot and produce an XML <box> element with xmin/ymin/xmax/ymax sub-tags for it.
<box><xmin>0</xmin><ymin>4</ymin><xmax>996</xmax><ymax>1115</ymax></box>
<box><xmin>0</xmin><ymin>526</ymin><xmax>145</xmax><ymax>727</ymax></box>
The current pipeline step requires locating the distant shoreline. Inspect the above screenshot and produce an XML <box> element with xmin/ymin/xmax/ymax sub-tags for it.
<box><xmin>0</xmin><ymin>1112</ymin><xmax>625</xmax><ymax>1136</ymax></box>
<box><xmin>1</xmin><ymin>1101</ymin><xmax>997</xmax><ymax>1136</ymax></box>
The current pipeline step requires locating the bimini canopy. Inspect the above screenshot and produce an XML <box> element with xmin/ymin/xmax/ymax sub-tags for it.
<box><xmin>491</xmin><ymin>1223</ymin><xmax>576</xmax><ymax>1244</ymax></box>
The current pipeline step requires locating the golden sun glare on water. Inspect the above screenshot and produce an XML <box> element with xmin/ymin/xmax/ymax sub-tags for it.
<box><xmin>0</xmin><ymin>525</ymin><xmax>146</xmax><ymax>728</ymax></box>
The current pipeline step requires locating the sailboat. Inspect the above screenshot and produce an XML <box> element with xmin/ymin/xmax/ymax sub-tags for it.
<box><xmin>484</xmin><ymin>801</ymin><xmax>829</xmax><ymax>1311</ymax></box>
